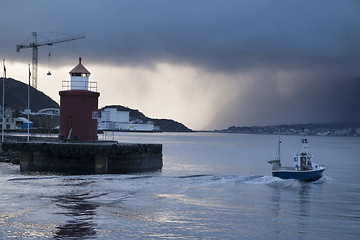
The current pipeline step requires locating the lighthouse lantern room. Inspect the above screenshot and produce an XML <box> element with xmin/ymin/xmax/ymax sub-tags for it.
<box><xmin>69</xmin><ymin>57</ymin><xmax>90</xmax><ymax>90</ymax></box>
<box><xmin>59</xmin><ymin>58</ymin><xmax>100</xmax><ymax>141</ymax></box>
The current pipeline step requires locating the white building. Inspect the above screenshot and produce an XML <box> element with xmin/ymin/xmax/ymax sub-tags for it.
<box><xmin>100</xmin><ymin>108</ymin><xmax>129</xmax><ymax>123</ymax></box>
<box><xmin>0</xmin><ymin>108</ymin><xmax>16</xmax><ymax>130</ymax></box>
<box><xmin>98</xmin><ymin>107</ymin><xmax>156</xmax><ymax>131</ymax></box>
<box><xmin>36</xmin><ymin>108</ymin><xmax>60</xmax><ymax>116</ymax></box>
<box><xmin>98</xmin><ymin>108</ymin><xmax>130</xmax><ymax>130</ymax></box>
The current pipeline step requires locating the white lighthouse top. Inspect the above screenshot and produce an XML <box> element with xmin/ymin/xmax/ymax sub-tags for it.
<box><xmin>70</xmin><ymin>57</ymin><xmax>90</xmax><ymax>90</ymax></box>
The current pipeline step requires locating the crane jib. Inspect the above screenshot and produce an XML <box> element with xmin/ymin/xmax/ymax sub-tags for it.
<box><xmin>16</xmin><ymin>32</ymin><xmax>85</xmax><ymax>89</ymax></box>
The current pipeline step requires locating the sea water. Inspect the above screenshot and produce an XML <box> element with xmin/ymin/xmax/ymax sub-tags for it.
<box><xmin>0</xmin><ymin>132</ymin><xmax>359</xmax><ymax>239</ymax></box>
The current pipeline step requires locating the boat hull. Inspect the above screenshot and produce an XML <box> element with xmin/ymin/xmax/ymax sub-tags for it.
<box><xmin>272</xmin><ymin>168</ymin><xmax>325</xmax><ymax>182</ymax></box>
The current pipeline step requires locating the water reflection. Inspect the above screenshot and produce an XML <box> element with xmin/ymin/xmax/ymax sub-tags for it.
<box><xmin>297</xmin><ymin>183</ymin><xmax>312</xmax><ymax>236</ymax></box>
<box><xmin>53</xmin><ymin>179</ymin><xmax>104</xmax><ymax>239</ymax></box>
<box><xmin>298</xmin><ymin>183</ymin><xmax>311</xmax><ymax>218</ymax></box>
<box><xmin>269</xmin><ymin>181</ymin><xmax>312</xmax><ymax>235</ymax></box>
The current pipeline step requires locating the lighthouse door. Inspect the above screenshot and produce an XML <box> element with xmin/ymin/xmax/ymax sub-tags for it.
<box><xmin>67</xmin><ymin>116</ymin><xmax>73</xmax><ymax>138</ymax></box>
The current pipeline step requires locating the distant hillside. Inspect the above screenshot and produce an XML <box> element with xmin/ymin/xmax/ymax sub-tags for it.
<box><xmin>0</xmin><ymin>78</ymin><xmax>59</xmax><ymax>112</ymax></box>
<box><xmin>100</xmin><ymin>105</ymin><xmax>192</xmax><ymax>132</ymax></box>
<box><xmin>217</xmin><ymin>123</ymin><xmax>360</xmax><ymax>137</ymax></box>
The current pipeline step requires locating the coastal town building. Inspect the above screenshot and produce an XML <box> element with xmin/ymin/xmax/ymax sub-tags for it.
<box><xmin>0</xmin><ymin>107</ymin><xmax>34</xmax><ymax>129</ymax></box>
<box><xmin>29</xmin><ymin>108</ymin><xmax>59</xmax><ymax>130</ymax></box>
<box><xmin>98</xmin><ymin>107</ymin><xmax>157</xmax><ymax>131</ymax></box>
<box><xmin>15</xmin><ymin>117</ymin><xmax>34</xmax><ymax>129</ymax></box>
<box><xmin>0</xmin><ymin>107</ymin><xmax>16</xmax><ymax>129</ymax></box>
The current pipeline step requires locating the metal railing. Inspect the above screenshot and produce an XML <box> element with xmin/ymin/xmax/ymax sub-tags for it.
<box><xmin>62</xmin><ymin>81</ymin><xmax>98</xmax><ymax>92</ymax></box>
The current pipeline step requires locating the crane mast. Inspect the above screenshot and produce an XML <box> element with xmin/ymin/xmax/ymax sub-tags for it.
<box><xmin>16</xmin><ymin>32</ymin><xmax>85</xmax><ymax>89</ymax></box>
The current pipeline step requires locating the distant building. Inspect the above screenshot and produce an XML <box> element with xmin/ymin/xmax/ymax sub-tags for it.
<box><xmin>19</xmin><ymin>108</ymin><xmax>60</xmax><ymax>130</ymax></box>
<box><xmin>30</xmin><ymin>108</ymin><xmax>60</xmax><ymax>129</ymax></box>
<box><xmin>36</xmin><ymin>108</ymin><xmax>60</xmax><ymax>116</ymax></box>
<box><xmin>15</xmin><ymin>117</ymin><xmax>34</xmax><ymax>129</ymax></box>
<box><xmin>98</xmin><ymin>107</ymin><xmax>156</xmax><ymax>131</ymax></box>
<box><xmin>0</xmin><ymin>107</ymin><xmax>16</xmax><ymax>130</ymax></box>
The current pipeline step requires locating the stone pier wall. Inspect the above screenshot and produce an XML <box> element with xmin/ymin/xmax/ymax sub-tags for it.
<box><xmin>1</xmin><ymin>141</ymin><xmax>162</xmax><ymax>174</ymax></box>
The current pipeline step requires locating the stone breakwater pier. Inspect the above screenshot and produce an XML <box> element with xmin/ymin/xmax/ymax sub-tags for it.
<box><xmin>1</xmin><ymin>140</ymin><xmax>163</xmax><ymax>174</ymax></box>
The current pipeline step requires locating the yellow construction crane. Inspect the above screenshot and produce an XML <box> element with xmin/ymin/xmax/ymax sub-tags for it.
<box><xmin>17</xmin><ymin>32</ymin><xmax>85</xmax><ymax>89</ymax></box>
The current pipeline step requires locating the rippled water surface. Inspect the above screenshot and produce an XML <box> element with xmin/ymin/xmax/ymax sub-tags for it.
<box><xmin>1</xmin><ymin>133</ymin><xmax>359</xmax><ymax>239</ymax></box>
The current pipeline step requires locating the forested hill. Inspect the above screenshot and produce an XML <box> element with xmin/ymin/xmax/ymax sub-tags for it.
<box><xmin>100</xmin><ymin>105</ymin><xmax>193</xmax><ymax>132</ymax></box>
<box><xmin>0</xmin><ymin>78</ymin><xmax>59</xmax><ymax>111</ymax></box>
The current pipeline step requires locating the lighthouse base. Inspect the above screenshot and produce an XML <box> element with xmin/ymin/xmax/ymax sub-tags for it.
<box><xmin>59</xmin><ymin>90</ymin><xmax>100</xmax><ymax>142</ymax></box>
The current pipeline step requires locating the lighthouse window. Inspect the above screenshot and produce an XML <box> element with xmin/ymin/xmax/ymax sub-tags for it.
<box><xmin>82</xmin><ymin>73</ymin><xmax>88</xmax><ymax>77</ymax></box>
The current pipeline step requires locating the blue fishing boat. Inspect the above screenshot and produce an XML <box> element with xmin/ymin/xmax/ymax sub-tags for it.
<box><xmin>268</xmin><ymin>134</ymin><xmax>325</xmax><ymax>182</ymax></box>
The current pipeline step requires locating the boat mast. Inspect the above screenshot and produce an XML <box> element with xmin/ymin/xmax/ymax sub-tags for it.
<box><xmin>268</xmin><ymin>136</ymin><xmax>281</xmax><ymax>168</ymax></box>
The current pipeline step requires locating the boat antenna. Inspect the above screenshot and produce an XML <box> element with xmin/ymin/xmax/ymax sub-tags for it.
<box><xmin>276</xmin><ymin>136</ymin><xmax>281</xmax><ymax>161</ymax></box>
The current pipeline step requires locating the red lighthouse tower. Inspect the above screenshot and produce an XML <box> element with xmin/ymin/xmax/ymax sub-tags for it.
<box><xmin>59</xmin><ymin>58</ymin><xmax>100</xmax><ymax>141</ymax></box>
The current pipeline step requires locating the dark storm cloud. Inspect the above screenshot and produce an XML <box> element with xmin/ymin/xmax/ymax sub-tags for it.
<box><xmin>3</xmin><ymin>0</ymin><xmax>359</xmax><ymax>69</ymax></box>
<box><xmin>1</xmin><ymin>0</ymin><xmax>360</xmax><ymax>127</ymax></box>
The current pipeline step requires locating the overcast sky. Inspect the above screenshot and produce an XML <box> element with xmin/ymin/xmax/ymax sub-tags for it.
<box><xmin>1</xmin><ymin>0</ymin><xmax>360</xmax><ymax>130</ymax></box>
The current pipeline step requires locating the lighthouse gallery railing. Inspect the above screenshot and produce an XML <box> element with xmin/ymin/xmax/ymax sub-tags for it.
<box><xmin>62</xmin><ymin>80</ymin><xmax>98</xmax><ymax>92</ymax></box>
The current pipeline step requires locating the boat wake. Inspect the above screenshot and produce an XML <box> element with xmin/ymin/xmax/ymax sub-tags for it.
<box><xmin>313</xmin><ymin>174</ymin><xmax>331</xmax><ymax>183</ymax></box>
<box><xmin>165</xmin><ymin>174</ymin><xmax>286</xmax><ymax>186</ymax></box>
<box><xmin>171</xmin><ymin>173</ymin><xmax>331</xmax><ymax>187</ymax></box>
<box><xmin>243</xmin><ymin>175</ymin><xmax>285</xmax><ymax>184</ymax></box>
<box><xmin>2</xmin><ymin>173</ymin><xmax>330</xmax><ymax>194</ymax></box>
